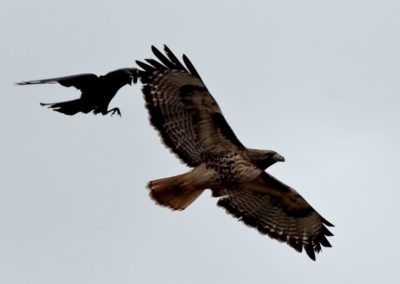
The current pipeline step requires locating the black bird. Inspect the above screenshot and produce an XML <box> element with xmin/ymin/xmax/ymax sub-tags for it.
<box><xmin>16</xmin><ymin>68</ymin><xmax>139</xmax><ymax>116</ymax></box>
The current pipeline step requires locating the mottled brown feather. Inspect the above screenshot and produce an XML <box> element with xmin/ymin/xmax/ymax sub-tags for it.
<box><xmin>215</xmin><ymin>173</ymin><xmax>334</xmax><ymax>261</ymax></box>
<box><xmin>137</xmin><ymin>45</ymin><xmax>244</xmax><ymax>166</ymax></box>
<box><xmin>138</xmin><ymin>45</ymin><xmax>334</xmax><ymax>261</ymax></box>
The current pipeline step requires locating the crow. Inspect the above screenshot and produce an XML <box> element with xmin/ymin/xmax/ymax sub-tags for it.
<box><xmin>16</xmin><ymin>68</ymin><xmax>139</xmax><ymax>116</ymax></box>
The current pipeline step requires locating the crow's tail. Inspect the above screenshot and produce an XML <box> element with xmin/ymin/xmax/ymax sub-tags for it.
<box><xmin>40</xmin><ymin>99</ymin><xmax>90</xmax><ymax>115</ymax></box>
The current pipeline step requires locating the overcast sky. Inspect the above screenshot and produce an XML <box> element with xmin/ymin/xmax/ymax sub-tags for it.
<box><xmin>2</xmin><ymin>1</ymin><xmax>400</xmax><ymax>283</ymax></box>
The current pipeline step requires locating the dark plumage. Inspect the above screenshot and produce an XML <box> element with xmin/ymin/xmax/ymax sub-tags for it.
<box><xmin>16</xmin><ymin>68</ymin><xmax>138</xmax><ymax>116</ymax></box>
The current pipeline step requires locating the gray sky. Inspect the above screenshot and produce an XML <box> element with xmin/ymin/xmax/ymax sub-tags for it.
<box><xmin>2</xmin><ymin>0</ymin><xmax>400</xmax><ymax>283</ymax></box>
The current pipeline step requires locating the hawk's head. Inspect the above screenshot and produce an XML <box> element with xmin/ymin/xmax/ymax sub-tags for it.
<box><xmin>264</xmin><ymin>150</ymin><xmax>285</xmax><ymax>164</ymax></box>
<box><xmin>247</xmin><ymin>149</ymin><xmax>285</xmax><ymax>170</ymax></box>
<box><xmin>269</xmin><ymin>151</ymin><xmax>285</xmax><ymax>163</ymax></box>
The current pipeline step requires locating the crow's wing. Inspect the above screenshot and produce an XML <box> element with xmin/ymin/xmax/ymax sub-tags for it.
<box><xmin>16</xmin><ymin>73</ymin><xmax>99</xmax><ymax>93</ymax></box>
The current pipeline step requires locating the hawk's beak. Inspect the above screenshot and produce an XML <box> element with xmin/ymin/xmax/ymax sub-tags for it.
<box><xmin>274</xmin><ymin>153</ymin><xmax>285</xmax><ymax>162</ymax></box>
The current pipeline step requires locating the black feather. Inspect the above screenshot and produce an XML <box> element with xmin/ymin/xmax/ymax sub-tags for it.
<box><xmin>322</xmin><ymin>217</ymin><xmax>335</xmax><ymax>227</ymax></box>
<box><xmin>182</xmin><ymin>54</ymin><xmax>203</xmax><ymax>81</ymax></box>
<box><xmin>151</xmin><ymin>45</ymin><xmax>175</xmax><ymax>68</ymax></box>
<box><xmin>304</xmin><ymin>244</ymin><xmax>316</xmax><ymax>261</ymax></box>
<box><xmin>319</xmin><ymin>235</ymin><xmax>332</xmax><ymax>247</ymax></box>
<box><xmin>289</xmin><ymin>238</ymin><xmax>303</xmax><ymax>253</ymax></box>
<box><xmin>164</xmin><ymin>45</ymin><xmax>187</xmax><ymax>71</ymax></box>
<box><xmin>313</xmin><ymin>241</ymin><xmax>322</xmax><ymax>253</ymax></box>
<box><xmin>145</xmin><ymin>58</ymin><xmax>167</xmax><ymax>69</ymax></box>
<box><xmin>136</xmin><ymin>60</ymin><xmax>156</xmax><ymax>72</ymax></box>
<box><xmin>322</xmin><ymin>225</ymin><xmax>334</xmax><ymax>236</ymax></box>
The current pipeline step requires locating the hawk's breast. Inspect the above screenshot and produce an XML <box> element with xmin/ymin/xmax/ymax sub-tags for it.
<box><xmin>205</xmin><ymin>152</ymin><xmax>261</xmax><ymax>186</ymax></box>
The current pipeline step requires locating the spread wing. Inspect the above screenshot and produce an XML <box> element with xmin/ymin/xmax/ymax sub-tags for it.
<box><xmin>136</xmin><ymin>45</ymin><xmax>245</xmax><ymax>167</ymax></box>
<box><xmin>16</xmin><ymin>73</ymin><xmax>99</xmax><ymax>94</ymax></box>
<box><xmin>215</xmin><ymin>172</ymin><xmax>334</xmax><ymax>260</ymax></box>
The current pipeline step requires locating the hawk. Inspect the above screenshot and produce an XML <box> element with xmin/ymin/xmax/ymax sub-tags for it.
<box><xmin>136</xmin><ymin>45</ymin><xmax>334</xmax><ymax>260</ymax></box>
<box><xmin>16</xmin><ymin>68</ymin><xmax>138</xmax><ymax>116</ymax></box>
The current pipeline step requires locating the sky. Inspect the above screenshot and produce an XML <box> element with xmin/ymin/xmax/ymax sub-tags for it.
<box><xmin>1</xmin><ymin>0</ymin><xmax>400</xmax><ymax>283</ymax></box>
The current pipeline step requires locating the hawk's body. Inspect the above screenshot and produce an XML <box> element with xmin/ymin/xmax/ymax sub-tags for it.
<box><xmin>137</xmin><ymin>46</ymin><xmax>333</xmax><ymax>260</ymax></box>
<box><xmin>17</xmin><ymin>68</ymin><xmax>138</xmax><ymax>116</ymax></box>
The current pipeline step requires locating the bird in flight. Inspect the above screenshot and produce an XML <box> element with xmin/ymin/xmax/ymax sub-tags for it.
<box><xmin>136</xmin><ymin>45</ymin><xmax>334</xmax><ymax>260</ymax></box>
<box><xmin>16</xmin><ymin>68</ymin><xmax>138</xmax><ymax>116</ymax></box>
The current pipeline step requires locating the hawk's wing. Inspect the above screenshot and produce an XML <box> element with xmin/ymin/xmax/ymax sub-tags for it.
<box><xmin>136</xmin><ymin>45</ymin><xmax>245</xmax><ymax>167</ymax></box>
<box><xmin>16</xmin><ymin>73</ymin><xmax>99</xmax><ymax>94</ymax></box>
<box><xmin>215</xmin><ymin>172</ymin><xmax>334</xmax><ymax>260</ymax></box>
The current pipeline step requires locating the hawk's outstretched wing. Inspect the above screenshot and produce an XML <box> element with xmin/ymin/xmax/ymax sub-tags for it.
<box><xmin>215</xmin><ymin>172</ymin><xmax>334</xmax><ymax>260</ymax></box>
<box><xmin>136</xmin><ymin>45</ymin><xmax>245</xmax><ymax>167</ymax></box>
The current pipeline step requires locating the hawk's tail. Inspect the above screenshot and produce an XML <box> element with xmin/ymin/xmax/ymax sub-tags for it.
<box><xmin>147</xmin><ymin>174</ymin><xmax>204</xmax><ymax>210</ymax></box>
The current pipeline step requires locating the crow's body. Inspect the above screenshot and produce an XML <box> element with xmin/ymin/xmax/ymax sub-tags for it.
<box><xmin>17</xmin><ymin>68</ymin><xmax>138</xmax><ymax>116</ymax></box>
